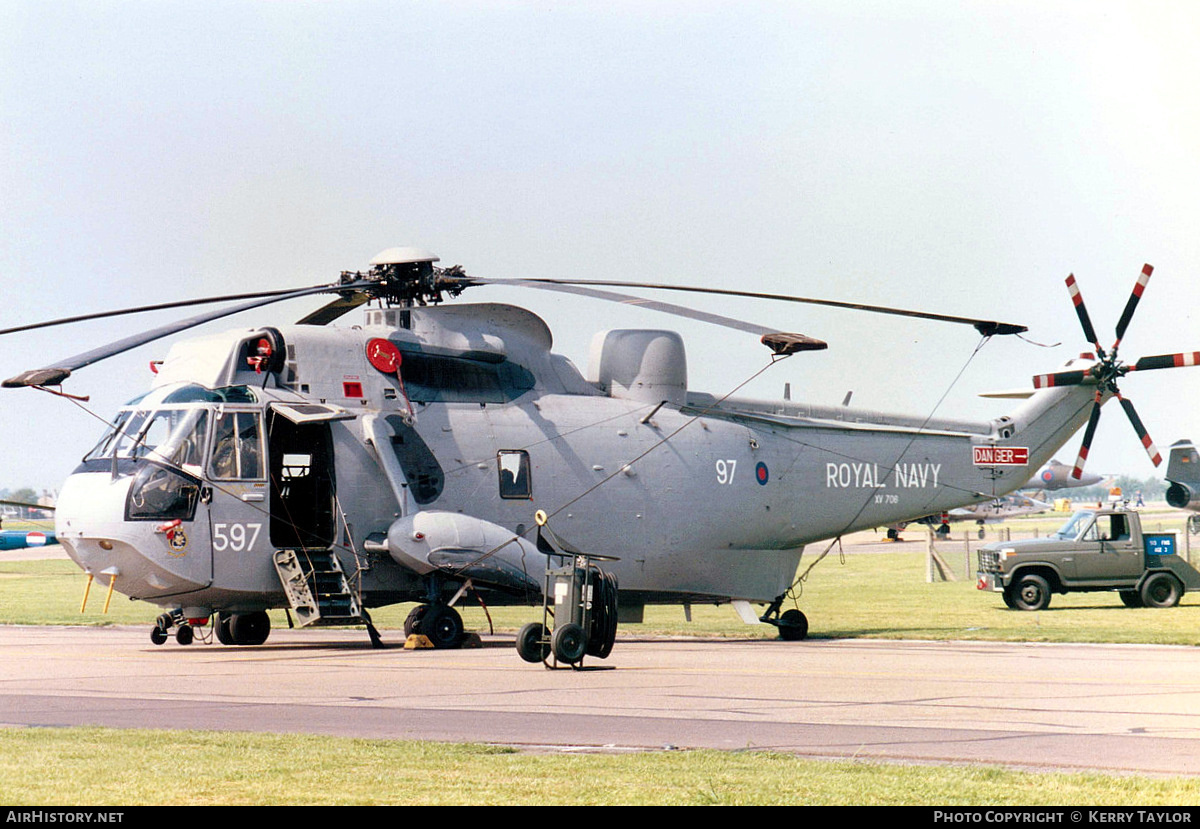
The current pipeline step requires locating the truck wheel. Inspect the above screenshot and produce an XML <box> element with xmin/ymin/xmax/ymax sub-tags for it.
<box><xmin>1013</xmin><ymin>574</ymin><xmax>1051</xmax><ymax>611</ymax></box>
<box><xmin>1002</xmin><ymin>587</ymin><xmax>1019</xmax><ymax>609</ymax></box>
<box><xmin>1140</xmin><ymin>573</ymin><xmax>1183</xmax><ymax>609</ymax></box>
<box><xmin>1118</xmin><ymin>590</ymin><xmax>1144</xmax><ymax>608</ymax></box>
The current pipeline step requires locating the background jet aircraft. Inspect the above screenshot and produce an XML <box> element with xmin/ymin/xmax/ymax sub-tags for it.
<box><xmin>1165</xmin><ymin>440</ymin><xmax>1200</xmax><ymax>532</ymax></box>
<box><xmin>1023</xmin><ymin>459</ymin><xmax>1103</xmax><ymax>491</ymax></box>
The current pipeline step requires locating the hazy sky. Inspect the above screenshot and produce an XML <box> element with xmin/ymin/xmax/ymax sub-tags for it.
<box><xmin>3</xmin><ymin>1</ymin><xmax>1199</xmax><ymax>493</ymax></box>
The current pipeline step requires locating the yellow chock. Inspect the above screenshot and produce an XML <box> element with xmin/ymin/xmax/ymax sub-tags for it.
<box><xmin>404</xmin><ymin>634</ymin><xmax>434</xmax><ymax>650</ymax></box>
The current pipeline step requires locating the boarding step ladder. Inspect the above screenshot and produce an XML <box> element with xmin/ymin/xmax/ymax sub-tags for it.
<box><xmin>273</xmin><ymin>548</ymin><xmax>366</xmax><ymax>628</ymax></box>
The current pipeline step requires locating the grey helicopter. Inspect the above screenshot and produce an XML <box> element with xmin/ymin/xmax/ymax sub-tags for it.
<box><xmin>3</xmin><ymin>251</ymin><xmax>1194</xmax><ymax>662</ymax></box>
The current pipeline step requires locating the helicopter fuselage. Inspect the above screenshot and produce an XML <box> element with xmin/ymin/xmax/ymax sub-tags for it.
<box><xmin>52</xmin><ymin>302</ymin><xmax>1099</xmax><ymax>621</ymax></box>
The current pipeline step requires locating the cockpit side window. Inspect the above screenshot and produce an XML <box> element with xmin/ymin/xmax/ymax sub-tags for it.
<box><xmin>210</xmin><ymin>411</ymin><xmax>265</xmax><ymax>480</ymax></box>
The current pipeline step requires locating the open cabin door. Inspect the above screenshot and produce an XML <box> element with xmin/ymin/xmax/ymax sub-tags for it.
<box><xmin>266</xmin><ymin>403</ymin><xmax>352</xmax><ymax>550</ymax></box>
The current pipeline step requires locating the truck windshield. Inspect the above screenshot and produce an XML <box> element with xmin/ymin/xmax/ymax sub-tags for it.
<box><xmin>1053</xmin><ymin>510</ymin><xmax>1096</xmax><ymax>540</ymax></box>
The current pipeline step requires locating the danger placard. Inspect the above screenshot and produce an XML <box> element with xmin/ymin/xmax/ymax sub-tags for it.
<box><xmin>973</xmin><ymin>446</ymin><xmax>1029</xmax><ymax>467</ymax></box>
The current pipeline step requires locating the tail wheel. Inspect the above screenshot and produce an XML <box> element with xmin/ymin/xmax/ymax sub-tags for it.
<box><xmin>778</xmin><ymin>608</ymin><xmax>808</xmax><ymax>641</ymax></box>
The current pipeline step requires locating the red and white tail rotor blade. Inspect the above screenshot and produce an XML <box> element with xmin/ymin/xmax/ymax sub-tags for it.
<box><xmin>1065</xmin><ymin>274</ymin><xmax>1104</xmax><ymax>354</ymax></box>
<box><xmin>1071</xmin><ymin>391</ymin><xmax>1104</xmax><ymax>479</ymax></box>
<box><xmin>1129</xmin><ymin>351</ymin><xmax>1200</xmax><ymax>373</ymax></box>
<box><xmin>1112</xmin><ymin>263</ymin><xmax>1153</xmax><ymax>351</ymax></box>
<box><xmin>1032</xmin><ymin>369</ymin><xmax>1091</xmax><ymax>389</ymax></box>
<box><xmin>1117</xmin><ymin>393</ymin><xmax>1163</xmax><ymax>467</ymax></box>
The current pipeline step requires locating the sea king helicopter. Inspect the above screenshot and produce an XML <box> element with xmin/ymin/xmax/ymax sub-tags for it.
<box><xmin>2</xmin><ymin>251</ymin><xmax>1195</xmax><ymax>662</ymax></box>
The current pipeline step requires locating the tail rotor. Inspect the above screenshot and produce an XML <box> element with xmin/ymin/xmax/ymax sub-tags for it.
<box><xmin>1034</xmin><ymin>264</ymin><xmax>1195</xmax><ymax>478</ymax></box>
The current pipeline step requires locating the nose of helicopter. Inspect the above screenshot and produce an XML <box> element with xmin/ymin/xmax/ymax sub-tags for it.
<box><xmin>54</xmin><ymin>470</ymin><xmax>210</xmax><ymax>600</ymax></box>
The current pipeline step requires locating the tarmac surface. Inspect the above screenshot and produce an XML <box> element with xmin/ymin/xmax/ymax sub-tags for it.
<box><xmin>3</xmin><ymin>623</ymin><xmax>1200</xmax><ymax>777</ymax></box>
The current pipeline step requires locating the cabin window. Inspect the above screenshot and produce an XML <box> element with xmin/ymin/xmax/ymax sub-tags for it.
<box><xmin>210</xmin><ymin>412</ymin><xmax>265</xmax><ymax>480</ymax></box>
<box><xmin>498</xmin><ymin>450</ymin><xmax>532</xmax><ymax>499</ymax></box>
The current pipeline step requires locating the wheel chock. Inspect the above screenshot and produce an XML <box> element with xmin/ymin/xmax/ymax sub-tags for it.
<box><xmin>404</xmin><ymin>634</ymin><xmax>434</xmax><ymax>650</ymax></box>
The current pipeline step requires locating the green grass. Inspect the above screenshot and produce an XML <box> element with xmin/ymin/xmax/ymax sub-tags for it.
<box><xmin>5</xmin><ymin>515</ymin><xmax>1200</xmax><ymax>805</ymax></box>
<box><xmin>1</xmin><ymin>727</ymin><xmax>1198</xmax><ymax>806</ymax></box>
<box><xmin>7</xmin><ymin>534</ymin><xmax>1200</xmax><ymax>645</ymax></box>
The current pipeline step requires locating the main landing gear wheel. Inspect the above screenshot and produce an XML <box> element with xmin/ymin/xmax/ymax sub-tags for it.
<box><xmin>403</xmin><ymin>605</ymin><xmax>428</xmax><ymax>638</ymax></box>
<box><xmin>420</xmin><ymin>605</ymin><xmax>464</xmax><ymax>649</ymax></box>
<box><xmin>215</xmin><ymin>612</ymin><xmax>236</xmax><ymax>645</ymax></box>
<box><xmin>777</xmin><ymin>608</ymin><xmax>808</xmax><ymax>641</ymax></box>
<box><xmin>226</xmin><ymin>611</ymin><xmax>271</xmax><ymax>646</ymax></box>
<box><xmin>516</xmin><ymin>622</ymin><xmax>551</xmax><ymax>663</ymax></box>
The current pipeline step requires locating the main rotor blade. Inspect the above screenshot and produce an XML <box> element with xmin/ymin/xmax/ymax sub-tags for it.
<box><xmin>0</xmin><ymin>286</ymin><xmax>330</xmax><ymax>338</ymax></box>
<box><xmin>1071</xmin><ymin>391</ymin><xmax>1104</xmax><ymax>479</ymax></box>
<box><xmin>473</xmin><ymin>279</ymin><xmax>827</xmax><ymax>351</ymax></box>
<box><xmin>1112</xmin><ymin>263</ymin><xmax>1153</xmax><ymax>351</ymax></box>
<box><xmin>1117</xmin><ymin>393</ymin><xmax>1162</xmax><ymax>466</ymax></box>
<box><xmin>3</xmin><ymin>283</ymin><xmax>354</xmax><ymax>388</ymax></box>
<box><xmin>454</xmin><ymin>276</ymin><xmax>1028</xmax><ymax>337</ymax></box>
<box><xmin>296</xmin><ymin>290</ymin><xmax>374</xmax><ymax>325</ymax></box>
<box><xmin>1065</xmin><ymin>274</ymin><xmax>1104</xmax><ymax>356</ymax></box>
<box><xmin>1129</xmin><ymin>351</ymin><xmax>1200</xmax><ymax>372</ymax></box>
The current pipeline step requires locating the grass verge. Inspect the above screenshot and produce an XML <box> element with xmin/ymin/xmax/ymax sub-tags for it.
<box><xmin>2</xmin><ymin>727</ymin><xmax>1199</xmax><ymax>806</ymax></box>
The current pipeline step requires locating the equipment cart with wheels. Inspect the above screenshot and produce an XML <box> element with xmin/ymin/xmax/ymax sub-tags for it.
<box><xmin>516</xmin><ymin>512</ymin><xmax>619</xmax><ymax>668</ymax></box>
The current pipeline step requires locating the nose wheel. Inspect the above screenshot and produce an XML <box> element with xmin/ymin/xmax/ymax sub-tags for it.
<box><xmin>150</xmin><ymin>610</ymin><xmax>200</xmax><ymax>645</ymax></box>
<box><xmin>149</xmin><ymin>609</ymin><xmax>272</xmax><ymax>646</ymax></box>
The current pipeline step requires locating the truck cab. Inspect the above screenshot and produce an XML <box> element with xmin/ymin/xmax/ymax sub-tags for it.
<box><xmin>976</xmin><ymin>507</ymin><xmax>1200</xmax><ymax>610</ymax></box>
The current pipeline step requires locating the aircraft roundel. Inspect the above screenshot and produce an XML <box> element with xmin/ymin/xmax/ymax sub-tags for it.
<box><xmin>25</xmin><ymin>532</ymin><xmax>45</xmax><ymax>547</ymax></box>
<box><xmin>1042</xmin><ymin>470</ymin><xmax>1054</xmax><ymax>483</ymax></box>
<box><xmin>755</xmin><ymin>462</ymin><xmax>769</xmax><ymax>486</ymax></box>
<box><xmin>366</xmin><ymin>338</ymin><xmax>403</xmax><ymax>374</ymax></box>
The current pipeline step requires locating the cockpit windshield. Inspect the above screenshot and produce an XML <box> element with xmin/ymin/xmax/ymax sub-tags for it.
<box><xmin>85</xmin><ymin>407</ymin><xmax>209</xmax><ymax>470</ymax></box>
<box><xmin>82</xmin><ymin>384</ymin><xmax>256</xmax><ymax>473</ymax></box>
